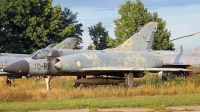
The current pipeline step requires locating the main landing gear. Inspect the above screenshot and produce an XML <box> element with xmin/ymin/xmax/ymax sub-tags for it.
<box><xmin>74</xmin><ymin>76</ymin><xmax>86</xmax><ymax>88</ymax></box>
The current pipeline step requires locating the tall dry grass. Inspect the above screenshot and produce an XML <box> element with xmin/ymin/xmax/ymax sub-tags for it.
<box><xmin>0</xmin><ymin>74</ymin><xmax>200</xmax><ymax>102</ymax></box>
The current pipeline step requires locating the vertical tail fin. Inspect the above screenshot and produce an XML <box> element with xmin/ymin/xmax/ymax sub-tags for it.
<box><xmin>53</xmin><ymin>37</ymin><xmax>78</xmax><ymax>49</ymax></box>
<box><xmin>45</xmin><ymin>37</ymin><xmax>78</xmax><ymax>49</ymax></box>
<box><xmin>112</xmin><ymin>22</ymin><xmax>158</xmax><ymax>51</ymax></box>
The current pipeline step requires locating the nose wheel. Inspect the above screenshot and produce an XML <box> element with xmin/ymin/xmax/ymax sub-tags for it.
<box><xmin>44</xmin><ymin>75</ymin><xmax>53</xmax><ymax>90</ymax></box>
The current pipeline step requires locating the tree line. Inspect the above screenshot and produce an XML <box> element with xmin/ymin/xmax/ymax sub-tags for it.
<box><xmin>0</xmin><ymin>0</ymin><xmax>83</xmax><ymax>53</ymax></box>
<box><xmin>0</xmin><ymin>0</ymin><xmax>174</xmax><ymax>53</ymax></box>
<box><xmin>88</xmin><ymin>0</ymin><xmax>174</xmax><ymax>50</ymax></box>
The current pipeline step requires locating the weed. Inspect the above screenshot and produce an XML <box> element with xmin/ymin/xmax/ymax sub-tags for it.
<box><xmin>0</xmin><ymin>74</ymin><xmax>200</xmax><ymax>104</ymax></box>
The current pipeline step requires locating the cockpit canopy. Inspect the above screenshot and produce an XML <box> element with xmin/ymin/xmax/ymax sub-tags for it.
<box><xmin>30</xmin><ymin>49</ymin><xmax>60</xmax><ymax>59</ymax></box>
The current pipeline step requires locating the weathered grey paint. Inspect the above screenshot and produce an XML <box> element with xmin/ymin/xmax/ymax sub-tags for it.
<box><xmin>4</xmin><ymin>22</ymin><xmax>195</xmax><ymax>89</ymax></box>
<box><xmin>4</xmin><ymin>22</ymin><xmax>191</xmax><ymax>77</ymax></box>
<box><xmin>106</xmin><ymin>22</ymin><xmax>158</xmax><ymax>51</ymax></box>
<box><xmin>45</xmin><ymin>37</ymin><xmax>78</xmax><ymax>49</ymax></box>
<box><xmin>160</xmin><ymin>52</ymin><xmax>200</xmax><ymax>74</ymax></box>
<box><xmin>0</xmin><ymin>37</ymin><xmax>78</xmax><ymax>76</ymax></box>
<box><xmin>53</xmin><ymin>37</ymin><xmax>78</xmax><ymax>49</ymax></box>
<box><xmin>0</xmin><ymin>54</ymin><xmax>28</xmax><ymax>70</ymax></box>
<box><xmin>56</xmin><ymin>51</ymin><xmax>163</xmax><ymax>73</ymax></box>
<box><xmin>154</xmin><ymin>50</ymin><xmax>200</xmax><ymax>74</ymax></box>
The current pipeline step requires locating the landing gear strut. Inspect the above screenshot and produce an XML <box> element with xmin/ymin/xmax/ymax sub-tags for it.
<box><xmin>5</xmin><ymin>77</ymin><xmax>12</xmax><ymax>86</ymax></box>
<box><xmin>158</xmin><ymin>71</ymin><xmax>167</xmax><ymax>81</ymax></box>
<box><xmin>124</xmin><ymin>72</ymin><xmax>134</xmax><ymax>87</ymax></box>
<box><xmin>74</xmin><ymin>76</ymin><xmax>81</xmax><ymax>88</ymax></box>
<box><xmin>5</xmin><ymin>76</ymin><xmax>11</xmax><ymax>86</ymax></box>
<box><xmin>44</xmin><ymin>75</ymin><xmax>53</xmax><ymax>90</ymax></box>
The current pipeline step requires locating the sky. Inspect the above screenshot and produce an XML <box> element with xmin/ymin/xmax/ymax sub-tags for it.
<box><xmin>53</xmin><ymin>0</ymin><xmax>200</xmax><ymax>51</ymax></box>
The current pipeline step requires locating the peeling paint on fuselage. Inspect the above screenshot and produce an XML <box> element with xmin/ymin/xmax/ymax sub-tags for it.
<box><xmin>84</xmin><ymin>54</ymin><xmax>101</xmax><ymax>67</ymax></box>
<box><xmin>57</xmin><ymin>51</ymin><xmax>163</xmax><ymax>73</ymax></box>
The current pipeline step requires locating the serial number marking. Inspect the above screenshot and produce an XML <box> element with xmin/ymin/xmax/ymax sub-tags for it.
<box><xmin>34</xmin><ymin>63</ymin><xmax>50</xmax><ymax>70</ymax></box>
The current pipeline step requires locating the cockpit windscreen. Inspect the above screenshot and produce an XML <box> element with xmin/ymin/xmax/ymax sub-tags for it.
<box><xmin>30</xmin><ymin>49</ymin><xmax>60</xmax><ymax>59</ymax></box>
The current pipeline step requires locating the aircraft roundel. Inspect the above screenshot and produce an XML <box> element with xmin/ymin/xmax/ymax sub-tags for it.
<box><xmin>76</xmin><ymin>61</ymin><xmax>81</xmax><ymax>67</ymax></box>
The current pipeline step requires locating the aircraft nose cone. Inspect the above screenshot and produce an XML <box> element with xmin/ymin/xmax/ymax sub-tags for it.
<box><xmin>3</xmin><ymin>60</ymin><xmax>29</xmax><ymax>75</ymax></box>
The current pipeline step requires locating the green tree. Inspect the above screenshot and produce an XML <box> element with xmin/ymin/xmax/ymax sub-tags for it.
<box><xmin>111</xmin><ymin>0</ymin><xmax>174</xmax><ymax>50</ymax></box>
<box><xmin>88</xmin><ymin>22</ymin><xmax>109</xmax><ymax>50</ymax></box>
<box><xmin>87</xmin><ymin>44</ymin><xmax>96</xmax><ymax>50</ymax></box>
<box><xmin>151</xmin><ymin>12</ymin><xmax>174</xmax><ymax>50</ymax></box>
<box><xmin>61</xmin><ymin>7</ymin><xmax>83</xmax><ymax>46</ymax></box>
<box><xmin>0</xmin><ymin>0</ymin><xmax>83</xmax><ymax>53</ymax></box>
<box><xmin>106</xmin><ymin>36</ymin><xmax>118</xmax><ymax>48</ymax></box>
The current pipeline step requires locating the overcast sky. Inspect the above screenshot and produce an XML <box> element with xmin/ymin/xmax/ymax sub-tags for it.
<box><xmin>53</xmin><ymin>0</ymin><xmax>200</xmax><ymax>51</ymax></box>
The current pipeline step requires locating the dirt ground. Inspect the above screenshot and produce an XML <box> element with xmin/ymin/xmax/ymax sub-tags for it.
<box><xmin>31</xmin><ymin>106</ymin><xmax>200</xmax><ymax>112</ymax></box>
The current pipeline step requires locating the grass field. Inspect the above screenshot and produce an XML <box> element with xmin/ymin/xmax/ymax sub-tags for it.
<box><xmin>0</xmin><ymin>74</ymin><xmax>200</xmax><ymax>111</ymax></box>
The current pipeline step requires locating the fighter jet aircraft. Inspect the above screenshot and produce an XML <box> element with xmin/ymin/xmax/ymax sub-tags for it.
<box><xmin>0</xmin><ymin>37</ymin><xmax>78</xmax><ymax>84</ymax></box>
<box><xmin>154</xmin><ymin>32</ymin><xmax>200</xmax><ymax>79</ymax></box>
<box><xmin>157</xmin><ymin>45</ymin><xmax>200</xmax><ymax>75</ymax></box>
<box><xmin>4</xmin><ymin>22</ymin><xmax>190</xmax><ymax>90</ymax></box>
